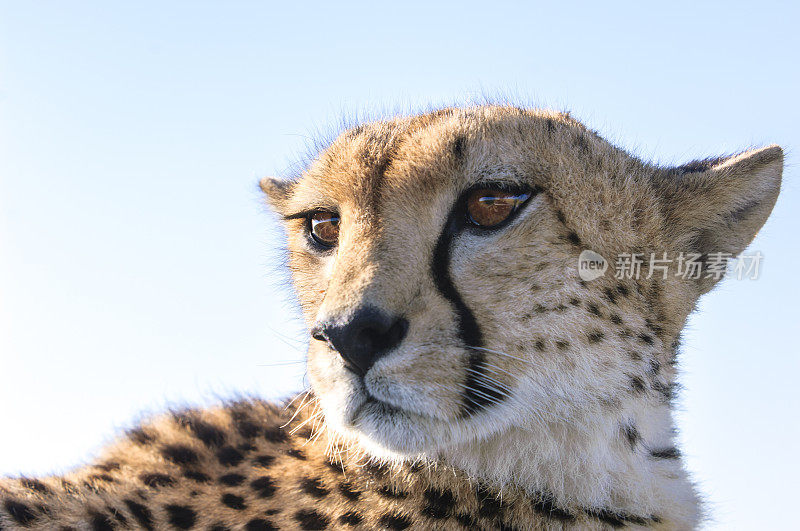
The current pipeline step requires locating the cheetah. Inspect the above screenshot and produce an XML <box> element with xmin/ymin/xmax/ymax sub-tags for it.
<box><xmin>0</xmin><ymin>105</ymin><xmax>783</xmax><ymax>530</ymax></box>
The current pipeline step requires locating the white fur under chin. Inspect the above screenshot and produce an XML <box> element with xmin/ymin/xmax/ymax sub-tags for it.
<box><xmin>323</xmin><ymin>388</ymin><xmax>702</xmax><ymax>529</ymax></box>
<box><xmin>441</xmin><ymin>406</ymin><xmax>701</xmax><ymax>528</ymax></box>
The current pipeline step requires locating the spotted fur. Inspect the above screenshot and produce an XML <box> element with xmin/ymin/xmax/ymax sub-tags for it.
<box><xmin>1</xmin><ymin>105</ymin><xmax>783</xmax><ymax>529</ymax></box>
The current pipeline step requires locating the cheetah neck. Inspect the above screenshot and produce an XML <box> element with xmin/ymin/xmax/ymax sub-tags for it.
<box><xmin>436</xmin><ymin>399</ymin><xmax>701</xmax><ymax>528</ymax></box>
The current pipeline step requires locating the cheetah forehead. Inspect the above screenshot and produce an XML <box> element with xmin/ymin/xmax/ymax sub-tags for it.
<box><xmin>274</xmin><ymin>105</ymin><xmax>664</xmax><ymax>255</ymax></box>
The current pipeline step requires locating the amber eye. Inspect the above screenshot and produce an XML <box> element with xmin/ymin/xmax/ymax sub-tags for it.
<box><xmin>309</xmin><ymin>211</ymin><xmax>340</xmax><ymax>247</ymax></box>
<box><xmin>465</xmin><ymin>189</ymin><xmax>532</xmax><ymax>228</ymax></box>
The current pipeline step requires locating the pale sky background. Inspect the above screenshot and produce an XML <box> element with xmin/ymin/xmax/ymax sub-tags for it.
<box><xmin>1</xmin><ymin>2</ymin><xmax>798</xmax><ymax>529</ymax></box>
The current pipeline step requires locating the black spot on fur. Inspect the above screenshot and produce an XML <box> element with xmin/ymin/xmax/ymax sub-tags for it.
<box><xmin>587</xmin><ymin>508</ymin><xmax>653</xmax><ymax>527</ymax></box>
<box><xmin>651</xmin><ymin>447</ymin><xmax>681</xmax><ymax>459</ymax></box>
<box><xmin>174</xmin><ymin>414</ymin><xmax>226</xmax><ymax>448</ymax></box>
<box><xmin>422</xmin><ymin>488</ymin><xmax>456</xmax><ymax>519</ymax></box>
<box><xmin>452</xmin><ymin>135</ymin><xmax>466</xmax><ymax>159</ymax></box>
<box><xmin>456</xmin><ymin>512</ymin><xmax>477</xmax><ymax>527</ymax></box>
<box><xmin>616</xmin><ymin>284</ymin><xmax>630</xmax><ymax>297</ymax></box>
<box><xmin>555</xmin><ymin>340</ymin><xmax>570</xmax><ymax>351</ymax></box>
<box><xmin>624</xmin><ymin>424</ymin><xmax>639</xmax><ymax>449</ymax></box>
<box><xmin>294</xmin><ymin>509</ymin><xmax>330</xmax><ymax>530</ymax></box>
<box><xmin>650</xmin><ymin>358</ymin><xmax>661</xmax><ymax>375</ymax></box>
<box><xmin>236</xmin><ymin>420</ymin><xmax>261</xmax><ymax>439</ymax></box>
<box><xmin>653</xmin><ymin>380</ymin><xmax>676</xmax><ymax>402</ymax></box>
<box><xmin>325</xmin><ymin>458</ymin><xmax>344</xmax><ymax>474</ymax></box>
<box><xmin>407</xmin><ymin>461</ymin><xmax>424</xmax><ymax>473</ymax></box>
<box><xmin>339</xmin><ymin>511</ymin><xmax>363</xmax><ymax>526</ymax></box>
<box><xmin>531</xmin><ymin>493</ymin><xmax>574</xmax><ymax>521</ymax></box>
<box><xmin>639</xmin><ymin>333</ymin><xmax>655</xmax><ymax>345</ymax></box>
<box><xmin>165</xmin><ymin>504</ymin><xmax>196</xmax><ymax>529</ymax></box>
<box><xmin>379</xmin><ymin>512</ymin><xmax>412</xmax><ymax>530</ymax></box>
<box><xmin>339</xmin><ymin>481</ymin><xmax>361</xmax><ymax>500</ymax></box>
<box><xmin>364</xmin><ymin>461</ymin><xmax>389</xmax><ymax>478</ymax></box>
<box><xmin>670</xmin><ymin>339</ymin><xmax>681</xmax><ymax>365</ymax></box>
<box><xmin>293</xmin><ymin>427</ymin><xmax>313</xmax><ymax>440</ymax></box>
<box><xmin>301</xmin><ymin>477</ymin><xmax>330</xmax><ymax>498</ymax></box>
<box><xmin>609</xmin><ymin>313</ymin><xmax>623</xmax><ymax>325</ymax></box>
<box><xmin>534</xmin><ymin>339</ymin><xmax>546</xmax><ymax>352</ymax></box>
<box><xmin>20</xmin><ymin>478</ymin><xmax>50</xmax><ymax>494</ymax></box>
<box><xmin>263</xmin><ymin>426</ymin><xmax>288</xmax><ymax>443</ymax></box>
<box><xmin>566</xmin><ymin>231</ymin><xmax>581</xmax><ymax>246</ymax></box>
<box><xmin>587</xmin><ymin>330</ymin><xmax>604</xmax><ymax>343</ymax></box>
<box><xmin>216</xmin><ymin>446</ymin><xmax>244</xmax><ymax>467</ymax></box>
<box><xmin>603</xmin><ymin>287</ymin><xmax>618</xmax><ymax>304</ymax></box>
<box><xmin>89</xmin><ymin>511</ymin><xmax>115</xmax><ymax>531</ymax></box>
<box><xmin>245</xmin><ymin>519</ymin><xmax>277</xmax><ymax>531</ymax></box>
<box><xmin>645</xmin><ymin>319</ymin><xmax>663</xmax><ymax>336</ymax></box>
<box><xmin>4</xmin><ymin>499</ymin><xmax>37</xmax><ymax>525</ymax></box>
<box><xmin>139</xmin><ymin>473</ymin><xmax>174</xmax><ymax>488</ymax></box>
<box><xmin>87</xmin><ymin>474</ymin><xmax>116</xmax><ymax>483</ymax></box>
<box><xmin>476</xmin><ymin>486</ymin><xmax>503</xmax><ymax>519</ymax></box>
<box><xmin>161</xmin><ymin>445</ymin><xmax>199</xmax><ymax>466</ymax></box>
<box><xmin>124</xmin><ymin>499</ymin><xmax>153</xmax><ymax>530</ymax></box>
<box><xmin>377</xmin><ymin>485</ymin><xmax>407</xmax><ymax>499</ymax></box>
<box><xmin>587</xmin><ymin>508</ymin><xmax>626</xmax><ymax>528</ymax></box>
<box><xmin>253</xmin><ymin>454</ymin><xmax>275</xmax><ymax>467</ymax></box>
<box><xmin>219</xmin><ymin>473</ymin><xmax>246</xmax><ymax>486</ymax></box>
<box><xmin>237</xmin><ymin>442</ymin><xmax>256</xmax><ymax>453</ymax></box>
<box><xmin>221</xmin><ymin>493</ymin><xmax>247</xmax><ymax>510</ymax></box>
<box><xmin>250</xmin><ymin>476</ymin><xmax>277</xmax><ymax>498</ymax></box>
<box><xmin>286</xmin><ymin>448</ymin><xmax>306</xmax><ymax>460</ymax></box>
<box><xmin>128</xmin><ymin>428</ymin><xmax>155</xmax><ymax>445</ymax></box>
<box><xmin>183</xmin><ymin>471</ymin><xmax>210</xmax><ymax>483</ymax></box>
<box><xmin>587</xmin><ymin>303</ymin><xmax>602</xmax><ymax>317</ymax></box>
<box><xmin>107</xmin><ymin>505</ymin><xmax>127</xmax><ymax>526</ymax></box>
<box><xmin>210</xmin><ymin>525</ymin><xmax>231</xmax><ymax>531</ymax></box>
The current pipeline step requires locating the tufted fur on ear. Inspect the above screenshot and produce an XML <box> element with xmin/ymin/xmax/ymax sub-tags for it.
<box><xmin>655</xmin><ymin>145</ymin><xmax>783</xmax><ymax>294</ymax></box>
<box><xmin>260</xmin><ymin>177</ymin><xmax>295</xmax><ymax>216</ymax></box>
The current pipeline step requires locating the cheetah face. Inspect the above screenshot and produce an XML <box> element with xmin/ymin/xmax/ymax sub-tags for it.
<box><xmin>261</xmin><ymin>107</ymin><xmax>781</xmax><ymax>460</ymax></box>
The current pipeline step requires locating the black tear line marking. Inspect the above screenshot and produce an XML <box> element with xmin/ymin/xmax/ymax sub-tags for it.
<box><xmin>430</xmin><ymin>194</ymin><xmax>502</xmax><ymax>416</ymax></box>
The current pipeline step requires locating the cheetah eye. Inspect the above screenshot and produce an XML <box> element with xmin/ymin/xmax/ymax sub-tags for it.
<box><xmin>465</xmin><ymin>188</ymin><xmax>532</xmax><ymax>228</ymax></box>
<box><xmin>308</xmin><ymin>211</ymin><xmax>340</xmax><ymax>248</ymax></box>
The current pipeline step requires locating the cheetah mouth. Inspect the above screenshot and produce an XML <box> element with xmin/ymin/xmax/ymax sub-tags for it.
<box><xmin>349</xmin><ymin>390</ymin><xmax>405</xmax><ymax>425</ymax></box>
<box><xmin>348</xmin><ymin>387</ymin><xmax>439</xmax><ymax>430</ymax></box>
<box><xmin>341</xmin><ymin>387</ymin><xmax>465</xmax><ymax>456</ymax></box>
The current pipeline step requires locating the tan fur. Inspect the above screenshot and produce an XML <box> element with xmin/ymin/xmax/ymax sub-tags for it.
<box><xmin>1</xmin><ymin>105</ymin><xmax>783</xmax><ymax>530</ymax></box>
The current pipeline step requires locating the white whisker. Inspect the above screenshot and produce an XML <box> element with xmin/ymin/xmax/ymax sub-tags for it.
<box><xmin>467</xmin><ymin>345</ymin><xmax>533</xmax><ymax>364</ymax></box>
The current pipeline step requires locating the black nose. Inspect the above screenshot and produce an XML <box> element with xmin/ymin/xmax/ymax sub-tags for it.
<box><xmin>311</xmin><ymin>307</ymin><xmax>409</xmax><ymax>377</ymax></box>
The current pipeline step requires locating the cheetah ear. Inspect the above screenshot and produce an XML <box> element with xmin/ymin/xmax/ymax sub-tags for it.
<box><xmin>259</xmin><ymin>177</ymin><xmax>295</xmax><ymax>216</ymax></box>
<box><xmin>657</xmin><ymin>145</ymin><xmax>783</xmax><ymax>293</ymax></box>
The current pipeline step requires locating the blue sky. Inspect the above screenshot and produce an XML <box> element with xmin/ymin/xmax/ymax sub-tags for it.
<box><xmin>1</xmin><ymin>2</ymin><xmax>797</xmax><ymax>528</ymax></box>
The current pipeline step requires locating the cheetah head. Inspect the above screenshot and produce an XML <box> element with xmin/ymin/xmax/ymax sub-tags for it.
<box><xmin>261</xmin><ymin>106</ymin><xmax>782</xmax><ymax>462</ymax></box>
